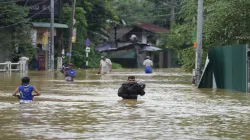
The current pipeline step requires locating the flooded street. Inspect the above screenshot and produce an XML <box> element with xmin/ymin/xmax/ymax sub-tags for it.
<box><xmin>0</xmin><ymin>69</ymin><xmax>250</xmax><ymax>140</ymax></box>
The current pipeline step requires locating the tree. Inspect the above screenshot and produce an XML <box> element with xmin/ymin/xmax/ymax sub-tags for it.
<box><xmin>165</xmin><ymin>0</ymin><xmax>250</xmax><ymax>71</ymax></box>
<box><xmin>61</xmin><ymin>0</ymin><xmax>119</xmax><ymax>68</ymax></box>
<box><xmin>0</xmin><ymin>3</ymin><xmax>35</xmax><ymax>60</ymax></box>
<box><xmin>111</xmin><ymin>0</ymin><xmax>154</xmax><ymax>26</ymax></box>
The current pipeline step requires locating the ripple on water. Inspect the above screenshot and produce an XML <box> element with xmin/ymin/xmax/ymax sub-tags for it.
<box><xmin>0</xmin><ymin>70</ymin><xmax>249</xmax><ymax>140</ymax></box>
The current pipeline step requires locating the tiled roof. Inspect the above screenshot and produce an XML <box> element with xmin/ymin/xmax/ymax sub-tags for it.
<box><xmin>136</xmin><ymin>22</ymin><xmax>169</xmax><ymax>33</ymax></box>
<box><xmin>107</xmin><ymin>28</ymin><xmax>133</xmax><ymax>39</ymax></box>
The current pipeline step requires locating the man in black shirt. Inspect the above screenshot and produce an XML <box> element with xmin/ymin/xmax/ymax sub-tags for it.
<box><xmin>118</xmin><ymin>76</ymin><xmax>146</xmax><ymax>100</ymax></box>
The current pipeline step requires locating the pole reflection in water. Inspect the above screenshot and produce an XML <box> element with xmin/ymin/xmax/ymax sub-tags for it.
<box><xmin>0</xmin><ymin>69</ymin><xmax>249</xmax><ymax>140</ymax></box>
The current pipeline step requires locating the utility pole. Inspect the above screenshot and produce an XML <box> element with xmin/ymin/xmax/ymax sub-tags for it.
<box><xmin>170</xmin><ymin>0</ymin><xmax>175</xmax><ymax>23</ymax></box>
<box><xmin>57</xmin><ymin>0</ymin><xmax>64</xmax><ymax>70</ymax></box>
<box><xmin>114</xmin><ymin>24</ymin><xmax>118</xmax><ymax>48</ymax></box>
<box><xmin>85</xmin><ymin>38</ymin><xmax>90</xmax><ymax>68</ymax></box>
<box><xmin>195</xmin><ymin>0</ymin><xmax>203</xmax><ymax>86</ymax></box>
<box><xmin>67</xmin><ymin>0</ymin><xmax>76</xmax><ymax>63</ymax></box>
<box><xmin>50</xmin><ymin>0</ymin><xmax>55</xmax><ymax>70</ymax></box>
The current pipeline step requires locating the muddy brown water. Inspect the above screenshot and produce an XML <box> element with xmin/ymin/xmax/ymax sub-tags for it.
<box><xmin>0</xmin><ymin>69</ymin><xmax>249</xmax><ymax>140</ymax></box>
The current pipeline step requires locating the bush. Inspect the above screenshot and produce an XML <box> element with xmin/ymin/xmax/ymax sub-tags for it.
<box><xmin>112</xmin><ymin>63</ymin><xmax>122</xmax><ymax>69</ymax></box>
<box><xmin>180</xmin><ymin>47</ymin><xmax>195</xmax><ymax>72</ymax></box>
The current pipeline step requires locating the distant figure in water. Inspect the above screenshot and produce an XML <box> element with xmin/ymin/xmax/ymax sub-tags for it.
<box><xmin>12</xmin><ymin>77</ymin><xmax>41</xmax><ymax>104</ymax></box>
<box><xmin>118</xmin><ymin>76</ymin><xmax>146</xmax><ymax>100</ymax></box>
<box><xmin>98</xmin><ymin>55</ymin><xmax>112</xmax><ymax>74</ymax></box>
<box><xmin>143</xmin><ymin>56</ymin><xmax>153</xmax><ymax>73</ymax></box>
<box><xmin>63</xmin><ymin>63</ymin><xmax>76</xmax><ymax>81</ymax></box>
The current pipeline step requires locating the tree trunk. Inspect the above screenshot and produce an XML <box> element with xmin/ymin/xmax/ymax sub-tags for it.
<box><xmin>170</xmin><ymin>0</ymin><xmax>175</xmax><ymax>28</ymax></box>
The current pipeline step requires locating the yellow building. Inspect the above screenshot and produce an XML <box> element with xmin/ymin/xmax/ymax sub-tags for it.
<box><xmin>30</xmin><ymin>22</ymin><xmax>68</xmax><ymax>70</ymax></box>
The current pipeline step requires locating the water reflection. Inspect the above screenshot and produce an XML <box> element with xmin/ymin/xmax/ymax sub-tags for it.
<box><xmin>117</xmin><ymin>99</ymin><xmax>145</xmax><ymax>108</ymax></box>
<box><xmin>0</xmin><ymin>69</ymin><xmax>249</xmax><ymax>139</ymax></box>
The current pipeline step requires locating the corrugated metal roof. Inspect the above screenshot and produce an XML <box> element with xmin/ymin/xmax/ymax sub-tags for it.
<box><xmin>141</xmin><ymin>46</ymin><xmax>162</xmax><ymax>51</ymax></box>
<box><xmin>31</xmin><ymin>22</ymin><xmax>68</xmax><ymax>28</ymax></box>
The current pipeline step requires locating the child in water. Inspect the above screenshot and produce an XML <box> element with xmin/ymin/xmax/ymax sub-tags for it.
<box><xmin>12</xmin><ymin>77</ymin><xmax>41</xmax><ymax>104</ymax></box>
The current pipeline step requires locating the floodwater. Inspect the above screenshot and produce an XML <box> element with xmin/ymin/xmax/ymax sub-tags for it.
<box><xmin>0</xmin><ymin>69</ymin><xmax>250</xmax><ymax>140</ymax></box>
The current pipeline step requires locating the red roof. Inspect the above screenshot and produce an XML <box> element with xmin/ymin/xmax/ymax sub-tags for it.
<box><xmin>136</xmin><ymin>23</ymin><xmax>169</xmax><ymax>33</ymax></box>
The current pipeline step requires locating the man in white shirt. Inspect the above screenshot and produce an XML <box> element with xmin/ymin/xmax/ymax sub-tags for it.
<box><xmin>143</xmin><ymin>56</ymin><xmax>153</xmax><ymax>73</ymax></box>
<box><xmin>99</xmin><ymin>55</ymin><xmax>112</xmax><ymax>74</ymax></box>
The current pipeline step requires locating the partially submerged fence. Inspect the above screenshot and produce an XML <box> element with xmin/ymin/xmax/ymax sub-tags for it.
<box><xmin>0</xmin><ymin>61</ymin><xmax>27</xmax><ymax>72</ymax></box>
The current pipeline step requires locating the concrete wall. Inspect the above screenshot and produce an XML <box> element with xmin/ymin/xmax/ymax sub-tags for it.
<box><xmin>142</xmin><ymin>31</ymin><xmax>147</xmax><ymax>44</ymax></box>
<box><xmin>159</xmin><ymin>52</ymin><xmax>164</xmax><ymax>68</ymax></box>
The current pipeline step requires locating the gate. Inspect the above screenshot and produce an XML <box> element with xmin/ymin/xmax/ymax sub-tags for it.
<box><xmin>38</xmin><ymin>55</ymin><xmax>45</xmax><ymax>70</ymax></box>
<box><xmin>198</xmin><ymin>44</ymin><xmax>248</xmax><ymax>93</ymax></box>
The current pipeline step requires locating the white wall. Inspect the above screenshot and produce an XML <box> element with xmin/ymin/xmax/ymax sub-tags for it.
<box><xmin>31</xmin><ymin>29</ymin><xmax>37</xmax><ymax>46</ymax></box>
<box><xmin>156</xmin><ymin>39</ymin><xmax>160</xmax><ymax>46</ymax></box>
<box><xmin>142</xmin><ymin>31</ymin><xmax>147</xmax><ymax>44</ymax></box>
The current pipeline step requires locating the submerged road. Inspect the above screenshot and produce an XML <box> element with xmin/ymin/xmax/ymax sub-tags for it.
<box><xmin>0</xmin><ymin>69</ymin><xmax>249</xmax><ymax>139</ymax></box>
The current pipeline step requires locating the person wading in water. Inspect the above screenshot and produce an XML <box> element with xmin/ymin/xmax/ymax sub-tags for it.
<box><xmin>12</xmin><ymin>77</ymin><xmax>41</xmax><ymax>104</ymax></box>
<box><xmin>143</xmin><ymin>56</ymin><xmax>153</xmax><ymax>73</ymax></box>
<box><xmin>98</xmin><ymin>55</ymin><xmax>112</xmax><ymax>74</ymax></box>
<box><xmin>118</xmin><ymin>76</ymin><xmax>146</xmax><ymax>100</ymax></box>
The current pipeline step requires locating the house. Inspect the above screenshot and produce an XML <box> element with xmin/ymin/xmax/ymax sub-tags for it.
<box><xmin>31</xmin><ymin>22</ymin><xmax>68</xmax><ymax>70</ymax></box>
<box><xmin>96</xmin><ymin>22</ymin><xmax>180</xmax><ymax>68</ymax></box>
<box><xmin>0</xmin><ymin>22</ymin><xmax>68</xmax><ymax>71</ymax></box>
<box><xmin>0</xmin><ymin>0</ymin><xmax>68</xmax><ymax>71</ymax></box>
<box><xmin>30</xmin><ymin>22</ymin><xmax>68</xmax><ymax>70</ymax></box>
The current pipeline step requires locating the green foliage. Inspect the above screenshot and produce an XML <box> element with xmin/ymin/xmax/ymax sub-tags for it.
<box><xmin>0</xmin><ymin>3</ymin><xmax>28</xmax><ymax>26</ymax></box>
<box><xmin>202</xmin><ymin>0</ymin><xmax>250</xmax><ymax>47</ymax></box>
<box><xmin>163</xmin><ymin>0</ymin><xmax>250</xmax><ymax>71</ymax></box>
<box><xmin>147</xmin><ymin>0</ymin><xmax>182</xmax><ymax>27</ymax></box>
<box><xmin>62</xmin><ymin>0</ymin><xmax>118</xmax><ymax>68</ymax></box>
<box><xmin>0</xmin><ymin>3</ymin><xmax>35</xmax><ymax>59</ymax></box>
<box><xmin>160</xmin><ymin>23</ymin><xmax>193</xmax><ymax>50</ymax></box>
<box><xmin>112</xmin><ymin>63</ymin><xmax>122</xmax><ymax>69</ymax></box>
<box><xmin>180</xmin><ymin>47</ymin><xmax>195</xmax><ymax>72</ymax></box>
<box><xmin>111</xmin><ymin>0</ymin><xmax>183</xmax><ymax>27</ymax></box>
<box><xmin>79</xmin><ymin>0</ymin><xmax>117</xmax><ymax>33</ymax></box>
<box><xmin>111</xmin><ymin>0</ymin><xmax>154</xmax><ymax>26</ymax></box>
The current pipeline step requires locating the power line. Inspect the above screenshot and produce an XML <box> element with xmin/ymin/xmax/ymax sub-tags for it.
<box><xmin>24</xmin><ymin>0</ymin><xmax>29</xmax><ymax>6</ymax></box>
<box><xmin>0</xmin><ymin>0</ymin><xmax>57</xmax><ymax>29</ymax></box>
<box><xmin>0</xmin><ymin>0</ymin><xmax>48</xmax><ymax>17</ymax></box>
<box><xmin>88</xmin><ymin>0</ymin><xmax>181</xmax><ymax>13</ymax></box>
<box><xmin>86</xmin><ymin>13</ymin><xmax>180</xmax><ymax>26</ymax></box>
<box><xmin>26</xmin><ymin>0</ymin><xmax>48</xmax><ymax>9</ymax></box>
<box><xmin>0</xmin><ymin>0</ymin><xmax>23</xmax><ymax>4</ymax></box>
<box><xmin>84</xmin><ymin>0</ymin><xmax>181</xmax><ymax>25</ymax></box>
